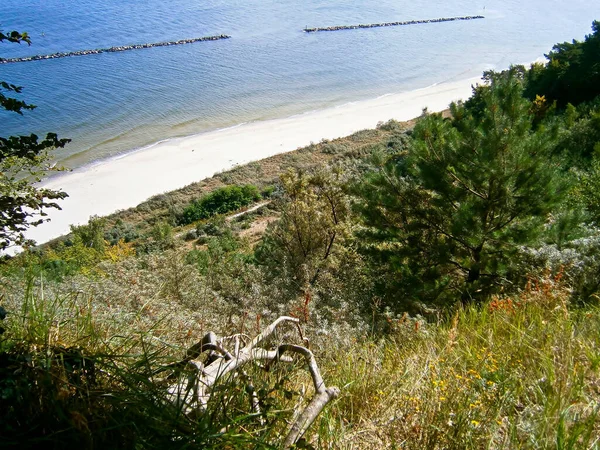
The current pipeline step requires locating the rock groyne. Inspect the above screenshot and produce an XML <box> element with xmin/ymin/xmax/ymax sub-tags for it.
<box><xmin>303</xmin><ymin>15</ymin><xmax>484</xmax><ymax>33</ymax></box>
<box><xmin>0</xmin><ymin>34</ymin><xmax>231</xmax><ymax>64</ymax></box>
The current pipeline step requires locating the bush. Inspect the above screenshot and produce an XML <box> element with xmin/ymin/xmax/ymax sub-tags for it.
<box><xmin>179</xmin><ymin>185</ymin><xmax>261</xmax><ymax>225</ymax></box>
<box><xmin>260</xmin><ymin>185</ymin><xmax>276</xmax><ymax>198</ymax></box>
<box><xmin>196</xmin><ymin>220</ymin><xmax>224</xmax><ymax>237</ymax></box>
<box><xmin>69</xmin><ymin>216</ymin><xmax>107</xmax><ymax>253</ymax></box>
<box><xmin>183</xmin><ymin>229</ymin><xmax>198</xmax><ymax>241</ymax></box>
<box><xmin>321</xmin><ymin>142</ymin><xmax>351</xmax><ymax>155</ymax></box>
<box><xmin>104</xmin><ymin>219</ymin><xmax>139</xmax><ymax>245</ymax></box>
<box><xmin>376</xmin><ymin>119</ymin><xmax>405</xmax><ymax>133</ymax></box>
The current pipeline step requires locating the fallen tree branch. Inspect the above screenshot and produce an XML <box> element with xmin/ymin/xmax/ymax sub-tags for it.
<box><xmin>160</xmin><ymin>316</ymin><xmax>338</xmax><ymax>448</ymax></box>
<box><xmin>275</xmin><ymin>344</ymin><xmax>341</xmax><ymax>448</ymax></box>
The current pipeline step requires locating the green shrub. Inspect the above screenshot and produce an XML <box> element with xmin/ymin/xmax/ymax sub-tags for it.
<box><xmin>376</xmin><ymin>119</ymin><xmax>405</xmax><ymax>132</ymax></box>
<box><xmin>183</xmin><ymin>229</ymin><xmax>198</xmax><ymax>241</ymax></box>
<box><xmin>196</xmin><ymin>220</ymin><xmax>225</xmax><ymax>237</ymax></box>
<box><xmin>260</xmin><ymin>184</ymin><xmax>276</xmax><ymax>198</ymax></box>
<box><xmin>104</xmin><ymin>219</ymin><xmax>139</xmax><ymax>245</ymax></box>
<box><xmin>321</xmin><ymin>142</ymin><xmax>351</xmax><ymax>155</ymax></box>
<box><xmin>69</xmin><ymin>216</ymin><xmax>107</xmax><ymax>253</ymax></box>
<box><xmin>179</xmin><ymin>185</ymin><xmax>261</xmax><ymax>225</ymax></box>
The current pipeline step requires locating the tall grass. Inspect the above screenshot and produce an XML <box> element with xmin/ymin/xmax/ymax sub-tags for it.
<box><xmin>1</xmin><ymin>274</ymin><xmax>599</xmax><ymax>448</ymax></box>
<box><xmin>315</xmin><ymin>278</ymin><xmax>600</xmax><ymax>448</ymax></box>
<box><xmin>0</xmin><ymin>276</ymin><xmax>325</xmax><ymax>449</ymax></box>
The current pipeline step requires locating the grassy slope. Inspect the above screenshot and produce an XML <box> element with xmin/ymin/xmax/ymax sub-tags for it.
<box><xmin>2</xmin><ymin>272</ymin><xmax>598</xmax><ymax>448</ymax></box>
<box><xmin>319</xmin><ymin>279</ymin><xmax>600</xmax><ymax>448</ymax></box>
<box><xmin>2</xmin><ymin>118</ymin><xmax>600</xmax><ymax>448</ymax></box>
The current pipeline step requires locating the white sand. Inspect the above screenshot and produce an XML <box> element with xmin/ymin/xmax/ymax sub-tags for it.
<box><xmin>26</xmin><ymin>76</ymin><xmax>480</xmax><ymax>245</ymax></box>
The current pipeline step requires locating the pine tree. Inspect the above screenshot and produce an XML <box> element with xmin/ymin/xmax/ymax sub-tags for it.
<box><xmin>357</xmin><ymin>69</ymin><xmax>565</xmax><ymax>307</ymax></box>
<box><xmin>524</xmin><ymin>21</ymin><xmax>600</xmax><ymax>108</ymax></box>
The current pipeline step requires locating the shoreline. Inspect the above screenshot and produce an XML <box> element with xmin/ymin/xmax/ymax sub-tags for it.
<box><xmin>26</xmin><ymin>76</ymin><xmax>481</xmax><ymax>246</ymax></box>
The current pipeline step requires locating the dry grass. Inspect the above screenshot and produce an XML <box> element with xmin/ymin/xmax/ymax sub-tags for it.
<box><xmin>238</xmin><ymin>215</ymin><xmax>279</xmax><ymax>246</ymax></box>
<box><xmin>2</xmin><ymin>266</ymin><xmax>598</xmax><ymax>449</ymax></box>
<box><xmin>314</xmin><ymin>278</ymin><xmax>600</xmax><ymax>449</ymax></box>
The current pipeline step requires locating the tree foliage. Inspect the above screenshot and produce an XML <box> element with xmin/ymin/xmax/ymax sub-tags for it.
<box><xmin>179</xmin><ymin>184</ymin><xmax>260</xmax><ymax>225</ymax></box>
<box><xmin>356</xmin><ymin>69</ymin><xmax>566</xmax><ymax>307</ymax></box>
<box><xmin>0</xmin><ymin>29</ymin><xmax>70</xmax><ymax>251</ymax></box>
<box><xmin>524</xmin><ymin>21</ymin><xmax>600</xmax><ymax>108</ymax></box>
<box><xmin>256</xmin><ymin>169</ymin><xmax>352</xmax><ymax>291</ymax></box>
<box><xmin>553</xmin><ymin>106</ymin><xmax>600</xmax><ymax>167</ymax></box>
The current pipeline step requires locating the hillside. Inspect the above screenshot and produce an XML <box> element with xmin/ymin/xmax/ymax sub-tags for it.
<box><xmin>1</xmin><ymin>22</ymin><xmax>600</xmax><ymax>449</ymax></box>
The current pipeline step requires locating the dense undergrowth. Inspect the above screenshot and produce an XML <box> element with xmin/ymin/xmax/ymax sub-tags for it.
<box><xmin>323</xmin><ymin>278</ymin><xmax>600</xmax><ymax>448</ymax></box>
<box><xmin>1</xmin><ymin>273</ymin><xmax>598</xmax><ymax>448</ymax></box>
<box><xmin>2</xmin><ymin>21</ymin><xmax>600</xmax><ymax>449</ymax></box>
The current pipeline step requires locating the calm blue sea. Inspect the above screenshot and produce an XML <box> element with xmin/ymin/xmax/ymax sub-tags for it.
<box><xmin>1</xmin><ymin>0</ymin><xmax>598</xmax><ymax>169</ymax></box>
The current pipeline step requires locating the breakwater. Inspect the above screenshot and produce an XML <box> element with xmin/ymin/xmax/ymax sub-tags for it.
<box><xmin>303</xmin><ymin>15</ymin><xmax>484</xmax><ymax>33</ymax></box>
<box><xmin>0</xmin><ymin>35</ymin><xmax>231</xmax><ymax>64</ymax></box>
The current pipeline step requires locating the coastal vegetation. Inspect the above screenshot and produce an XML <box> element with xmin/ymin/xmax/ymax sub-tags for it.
<box><xmin>179</xmin><ymin>184</ymin><xmax>262</xmax><ymax>225</ymax></box>
<box><xmin>524</xmin><ymin>20</ymin><xmax>600</xmax><ymax>108</ymax></box>
<box><xmin>0</xmin><ymin>29</ymin><xmax>70</xmax><ymax>251</ymax></box>
<box><xmin>356</xmin><ymin>68</ymin><xmax>565</xmax><ymax>309</ymax></box>
<box><xmin>2</xmin><ymin>22</ymin><xmax>600</xmax><ymax>448</ymax></box>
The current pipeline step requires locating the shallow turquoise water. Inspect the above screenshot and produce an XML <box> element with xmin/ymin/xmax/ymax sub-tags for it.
<box><xmin>0</xmin><ymin>0</ymin><xmax>598</xmax><ymax>168</ymax></box>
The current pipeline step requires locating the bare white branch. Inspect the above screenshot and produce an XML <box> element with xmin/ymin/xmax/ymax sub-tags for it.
<box><xmin>162</xmin><ymin>316</ymin><xmax>337</xmax><ymax>448</ymax></box>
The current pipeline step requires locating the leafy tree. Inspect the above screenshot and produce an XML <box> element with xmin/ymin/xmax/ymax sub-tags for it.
<box><xmin>356</xmin><ymin>69</ymin><xmax>566</xmax><ymax>307</ymax></box>
<box><xmin>256</xmin><ymin>168</ymin><xmax>352</xmax><ymax>290</ymax></box>
<box><xmin>256</xmin><ymin>168</ymin><xmax>372</xmax><ymax>321</ymax></box>
<box><xmin>1</xmin><ymin>29</ymin><xmax>70</xmax><ymax>251</ymax></box>
<box><xmin>524</xmin><ymin>21</ymin><xmax>600</xmax><ymax>108</ymax></box>
<box><xmin>69</xmin><ymin>216</ymin><xmax>107</xmax><ymax>252</ymax></box>
<box><xmin>553</xmin><ymin>107</ymin><xmax>600</xmax><ymax>167</ymax></box>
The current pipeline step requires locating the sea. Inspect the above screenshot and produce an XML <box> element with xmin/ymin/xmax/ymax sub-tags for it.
<box><xmin>1</xmin><ymin>0</ymin><xmax>598</xmax><ymax>170</ymax></box>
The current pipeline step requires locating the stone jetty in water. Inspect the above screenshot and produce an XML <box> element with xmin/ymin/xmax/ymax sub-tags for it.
<box><xmin>303</xmin><ymin>15</ymin><xmax>485</xmax><ymax>33</ymax></box>
<box><xmin>0</xmin><ymin>34</ymin><xmax>231</xmax><ymax>64</ymax></box>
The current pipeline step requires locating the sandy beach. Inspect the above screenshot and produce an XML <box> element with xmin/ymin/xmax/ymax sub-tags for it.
<box><xmin>25</xmin><ymin>76</ymin><xmax>480</xmax><ymax>246</ymax></box>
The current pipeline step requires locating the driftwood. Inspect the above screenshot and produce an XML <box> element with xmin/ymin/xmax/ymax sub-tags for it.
<box><xmin>161</xmin><ymin>316</ymin><xmax>339</xmax><ymax>448</ymax></box>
